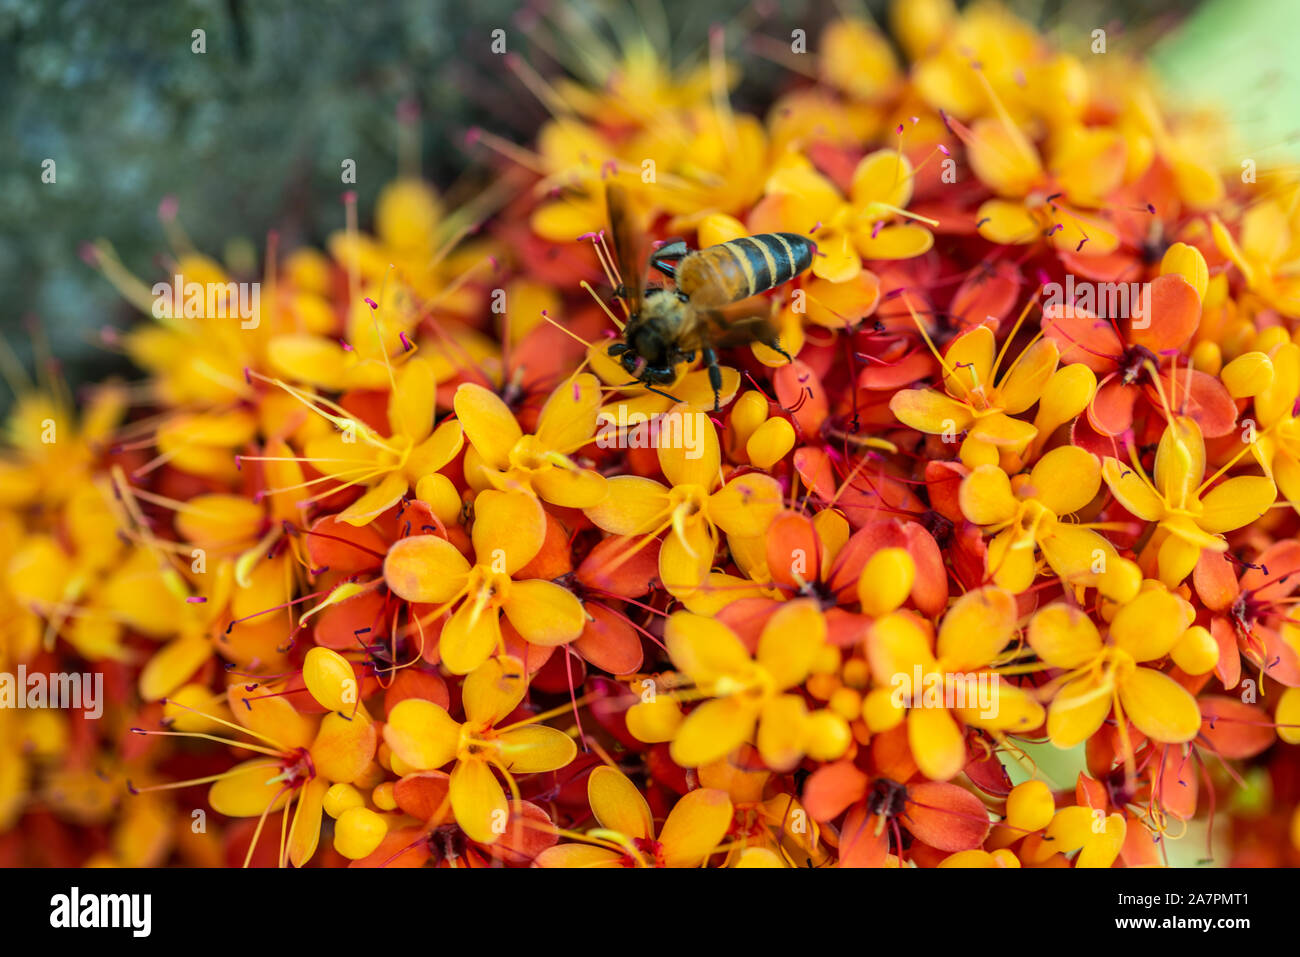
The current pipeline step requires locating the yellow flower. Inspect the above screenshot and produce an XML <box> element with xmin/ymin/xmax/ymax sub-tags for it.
<box><xmin>535</xmin><ymin>765</ymin><xmax>733</xmax><ymax>868</ymax></box>
<box><xmin>658</xmin><ymin>600</ymin><xmax>849</xmax><ymax>770</ymax></box>
<box><xmin>890</xmin><ymin>320</ymin><xmax>1095</xmax><ymax>468</ymax></box>
<box><xmin>383</xmin><ymin>490</ymin><xmax>585</xmax><ymax>674</ymax></box>
<box><xmin>0</xmin><ymin>383</ymin><xmax>124</xmax><ymax>509</ymax></box>
<box><xmin>131</xmin><ymin>658</ymin><xmax>379</xmax><ymax>867</ymax></box>
<box><xmin>455</xmin><ymin>375</ymin><xmax>607</xmax><ymax>508</ymax></box>
<box><xmin>958</xmin><ymin>446</ymin><xmax>1141</xmax><ymax>601</ymax></box>
<box><xmin>1028</xmin><ymin>590</ymin><xmax>1201</xmax><ymax>752</ymax></box>
<box><xmin>583</xmin><ymin>402</ymin><xmax>780</xmax><ymax>606</ymax></box>
<box><xmin>757</xmin><ymin>151</ymin><xmax>934</xmax><ymax>283</ymax></box>
<box><xmin>295</xmin><ymin>355</ymin><xmax>463</xmax><ymax>527</ymax></box>
<box><xmin>1101</xmin><ymin>415</ymin><xmax>1275</xmax><ymax>587</ymax></box>
<box><xmin>865</xmin><ymin>586</ymin><xmax>1044</xmax><ymax>780</ymax></box>
<box><xmin>383</xmin><ymin>655</ymin><xmax>576</xmax><ymax>843</ymax></box>
<box><xmin>1250</xmin><ymin>341</ymin><xmax>1300</xmax><ymax>510</ymax></box>
<box><xmin>1212</xmin><ymin>197</ymin><xmax>1300</xmax><ymax>318</ymax></box>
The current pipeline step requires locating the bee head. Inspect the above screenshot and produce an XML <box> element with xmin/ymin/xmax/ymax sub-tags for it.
<box><xmin>608</xmin><ymin>330</ymin><xmax>675</xmax><ymax>384</ymax></box>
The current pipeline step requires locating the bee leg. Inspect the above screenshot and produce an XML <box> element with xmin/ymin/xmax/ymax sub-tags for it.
<box><xmin>607</xmin><ymin>342</ymin><xmax>629</xmax><ymax>356</ymax></box>
<box><xmin>649</xmin><ymin>240</ymin><xmax>689</xmax><ymax>278</ymax></box>
<box><xmin>702</xmin><ymin>347</ymin><xmax>723</xmax><ymax>411</ymax></box>
<box><xmin>765</xmin><ymin>335</ymin><xmax>794</xmax><ymax>365</ymax></box>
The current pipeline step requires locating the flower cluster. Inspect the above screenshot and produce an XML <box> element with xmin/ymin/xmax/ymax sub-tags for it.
<box><xmin>5</xmin><ymin>0</ymin><xmax>1300</xmax><ymax>868</ymax></box>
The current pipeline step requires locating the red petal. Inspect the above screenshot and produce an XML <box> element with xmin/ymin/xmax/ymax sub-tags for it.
<box><xmin>1129</xmin><ymin>273</ymin><xmax>1200</xmax><ymax>352</ymax></box>
<box><xmin>573</xmin><ymin>603</ymin><xmax>644</xmax><ymax>675</ymax></box>
<box><xmin>804</xmin><ymin>761</ymin><xmax>869</xmax><ymax>821</ymax></box>
<box><xmin>1199</xmin><ymin>696</ymin><xmax>1275</xmax><ymax>759</ymax></box>
<box><xmin>903</xmin><ymin>780</ymin><xmax>990</xmax><ymax>852</ymax></box>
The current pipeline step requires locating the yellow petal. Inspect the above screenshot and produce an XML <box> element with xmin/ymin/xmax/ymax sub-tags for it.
<box><xmin>337</xmin><ymin>472</ymin><xmax>409</xmax><ymax>527</ymax></box>
<box><xmin>588</xmin><ymin>766</ymin><xmax>654</xmax><ymax>840</ymax></box>
<box><xmin>889</xmin><ymin>389</ymin><xmax>974</xmax><ymax>434</ymax></box>
<box><xmin>960</xmin><ymin>465</ymin><xmax>1019</xmax><ymax>525</ymax></box>
<box><xmin>943</xmin><ymin>325</ymin><xmax>996</xmax><ymax>399</ymax></box>
<box><xmin>1109</xmin><ymin>589</ymin><xmax>1188</xmax><ymax>662</ymax></box>
<box><xmin>536</xmin><ymin>373</ymin><xmax>602</xmax><ymax>453</ymax></box>
<box><xmin>302</xmin><ymin>646</ymin><xmax>358</xmax><ymax>712</ymax></box>
<box><xmin>533</xmin><ymin>466</ymin><xmax>608</xmax><ymax>509</ymax></box>
<box><xmin>987</xmin><ymin>528</ymin><xmax>1037</xmax><ymax>593</ymax></box>
<box><xmin>908</xmin><ymin>705</ymin><xmax>966</xmax><ymax>780</ymax></box>
<box><xmin>665</xmin><ymin>612</ymin><xmax>751</xmax><ymax>683</ymax></box>
<box><xmin>1046</xmin><ymin>672</ymin><xmax>1112</xmax><ymax>748</ymax></box>
<box><xmin>658</xmin><ymin>405</ymin><xmax>720</xmax><ymax>488</ymax></box>
<box><xmin>1025</xmin><ymin>445</ymin><xmax>1098</xmax><ymax>515</ymax></box>
<box><xmin>996</xmin><ymin>339</ymin><xmax>1059</xmax><ymax>415</ymax></box>
<box><xmin>937</xmin><ymin>587</ymin><xmax>1016</xmax><ymax>671</ymax></box>
<box><xmin>502</xmin><ymin>579</ymin><xmax>586</xmax><ymax>647</ymax></box>
<box><xmin>1101</xmin><ymin>457</ymin><xmax>1164</xmax><ymax>521</ymax></box>
<box><xmin>707</xmin><ymin>473</ymin><xmax>783</xmax><ymax>537</ymax></box>
<box><xmin>389</xmin><ymin>356</ymin><xmax>437</xmax><ymax>444</ymax></box>
<box><xmin>209</xmin><ymin>759</ymin><xmax>291</xmax><ymax>817</ymax></box>
<box><xmin>472</xmin><ymin>489</ymin><xmax>545</xmax><ymax>573</ymax></box>
<box><xmin>756</xmin><ymin>694</ymin><xmax>810</xmax><ymax>771</ymax></box>
<box><xmin>858</xmin><ymin>547</ymin><xmax>915</xmax><ymax>617</ymax></box>
<box><xmin>498</xmin><ymin>725</ymin><xmax>577</xmax><ymax>773</ymax></box>
<box><xmin>756</xmin><ymin>599</ymin><xmax>827</xmax><ymax>688</ymax></box>
<box><xmin>976</xmin><ymin>199</ymin><xmax>1040</xmax><ymax>245</ymax></box>
<box><xmin>659</xmin><ymin>515</ymin><xmax>716</xmax><ymax>596</ymax></box>
<box><xmin>534</xmin><ymin>844</ymin><xmax>623</xmax><ymax>867</ymax></box>
<box><xmin>854</xmin><ymin>223</ymin><xmax>934</xmax><ymax>260</ymax></box>
<box><xmin>438</xmin><ymin>600</ymin><xmax>503</xmax><ymax>676</ymax></box>
<box><xmin>669</xmin><ymin>697</ymin><xmax>756</xmax><ymax>768</ymax></box>
<box><xmin>310</xmin><ymin>711</ymin><xmax>377</xmax><ymax>784</ymax></box>
<box><xmin>966</xmin><ymin>119</ymin><xmax>1043</xmax><ymax>197</ymax></box>
<box><xmin>461</xmin><ymin>654</ymin><xmax>527</xmax><ymax>726</ymax></box>
<box><xmin>454</xmin><ymin>383</ymin><xmax>522</xmax><ymax>470</ymax></box>
<box><xmin>288</xmin><ymin>776</ymin><xmax>328</xmax><ymax>867</ymax></box>
<box><xmin>658</xmin><ymin>788</ymin><xmax>734</xmax><ymax>867</ymax></box>
<box><xmin>583</xmin><ymin>476</ymin><xmax>670</xmax><ymax>535</ymax></box>
<box><xmin>1116</xmin><ymin>666</ymin><xmax>1201</xmax><ymax>744</ymax></box>
<box><xmin>1198</xmin><ymin>476</ymin><xmax>1276</xmax><ymax>533</ymax></box>
<box><xmin>1154</xmin><ymin>416</ymin><xmax>1205</xmax><ymax>510</ymax></box>
<box><xmin>1028</xmin><ymin>604</ymin><xmax>1102</xmax><ymax>669</ymax></box>
<box><xmin>867</xmin><ymin>612</ymin><xmax>937</xmax><ymax>681</ymax></box>
<box><xmin>383</xmin><ymin>535</ymin><xmax>471</xmax><ymax>603</ymax></box>
<box><xmin>139</xmin><ymin>633</ymin><xmax>211</xmax><ymax>703</ymax></box>
<box><xmin>957</xmin><ymin>679</ymin><xmax>1045</xmax><ymax>733</ymax></box>
<box><xmin>404</xmin><ymin>419</ymin><xmax>464</xmax><ymax>483</ymax></box>
<box><xmin>383</xmin><ymin>699</ymin><xmax>460</xmax><ymax>770</ymax></box>
<box><xmin>850</xmin><ymin>149</ymin><xmax>914</xmax><ymax>209</ymax></box>
<box><xmin>450</xmin><ymin>758</ymin><xmax>508</xmax><ymax>844</ymax></box>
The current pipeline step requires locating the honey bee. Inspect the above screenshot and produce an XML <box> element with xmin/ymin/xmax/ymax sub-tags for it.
<box><xmin>603</xmin><ymin>184</ymin><xmax>815</xmax><ymax>409</ymax></box>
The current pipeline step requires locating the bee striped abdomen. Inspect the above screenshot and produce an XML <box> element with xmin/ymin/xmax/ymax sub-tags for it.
<box><xmin>679</xmin><ymin>232</ymin><xmax>815</xmax><ymax>306</ymax></box>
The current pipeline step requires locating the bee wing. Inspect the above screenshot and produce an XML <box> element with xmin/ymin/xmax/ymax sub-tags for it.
<box><xmin>605</xmin><ymin>183</ymin><xmax>645</xmax><ymax>317</ymax></box>
<box><xmin>701</xmin><ymin>304</ymin><xmax>781</xmax><ymax>350</ymax></box>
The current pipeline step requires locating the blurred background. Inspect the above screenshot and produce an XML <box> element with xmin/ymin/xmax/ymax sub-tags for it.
<box><xmin>0</xmin><ymin>0</ymin><xmax>1295</xmax><ymax>407</ymax></box>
